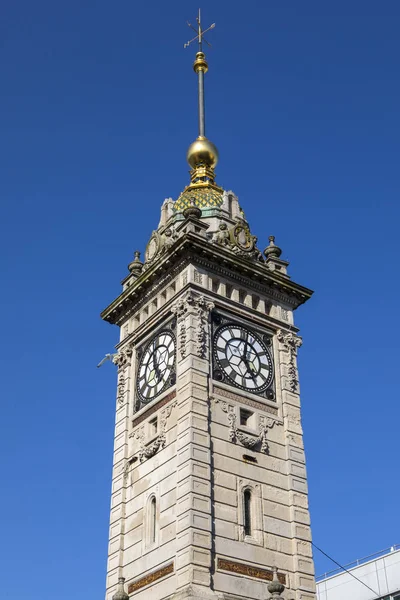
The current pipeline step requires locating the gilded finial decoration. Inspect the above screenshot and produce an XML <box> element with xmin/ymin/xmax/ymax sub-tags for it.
<box><xmin>177</xmin><ymin>9</ymin><xmax>221</xmax><ymax>212</ymax></box>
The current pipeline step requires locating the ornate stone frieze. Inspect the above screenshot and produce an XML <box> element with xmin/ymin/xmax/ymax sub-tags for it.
<box><xmin>171</xmin><ymin>291</ymin><xmax>214</xmax><ymax>359</ymax></box>
<box><xmin>217</xmin><ymin>558</ymin><xmax>286</xmax><ymax>585</ymax></box>
<box><xmin>277</xmin><ymin>330</ymin><xmax>302</xmax><ymax>393</ymax></box>
<box><xmin>193</xmin><ymin>254</ymin><xmax>302</xmax><ymax>308</ymax></box>
<box><xmin>129</xmin><ymin>400</ymin><xmax>177</xmax><ymax>462</ymax></box>
<box><xmin>213</xmin><ymin>386</ymin><xmax>278</xmax><ymax>416</ymax></box>
<box><xmin>127</xmin><ymin>562</ymin><xmax>174</xmax><ymax>594</ymax></box>
<box><xmin>215</xmin><ymin>398</ymin><xmax>278</xmax><ymax>454</ymax></box>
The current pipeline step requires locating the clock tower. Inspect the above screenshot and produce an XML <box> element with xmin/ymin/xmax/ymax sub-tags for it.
<box><xmin>101</xmin><ymin>11</ymin><xmax>316</xmax><ymax>600</ymax></box>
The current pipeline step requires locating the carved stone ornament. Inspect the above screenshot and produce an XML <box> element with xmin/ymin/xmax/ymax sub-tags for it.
<box><xmin>215</xmin><ymin>399</ymin><xmax>277</xmax><ymax>453</ymax></box>
<box><xmin>277</xmin><ymin>330</ymin><xmax>302</xmax><ymax>393</ymax></box>
<box><xmin>112</xmin><ymin>346</ymin><xmax>133</xmax><ymax>405</ymax></box>
<box><xmin>160</xmin><ymin>227</ymin><xmax>178</xmax><ymax>254</ymax></box>
<box><xmin>113</xmin><ymin>346</ymin><xmax>133</xmax><ymax>369</ymax></box>
<box><xmin>144</xmin><ymin>230</ymin><xmax>161</xmax><ymax>267</ymax></box>
<box><xmin>212</xmin><ymin>219</ymin><xmax>263</xmax><ymax>262</ymax></box>
<box><xmin>171</xmin><ymin>292</ymin><xmax>214</xmax><ymax>360</ymax></box>
<box><xmin>129</xmin><ymin>401</ymin><xmax>177</xmax><ymax>462</ymax></box>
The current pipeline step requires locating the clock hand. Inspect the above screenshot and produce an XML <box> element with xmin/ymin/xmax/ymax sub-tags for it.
<box><xmin>153</xmin><ymin>348</ymin><xmax>162</xmax><ymax>382</ymax></box>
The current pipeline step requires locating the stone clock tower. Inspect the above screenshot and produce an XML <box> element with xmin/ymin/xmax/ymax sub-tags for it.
<box><xmin>101</xmin><ymin>11</ymin><xmax>316</xmax><ymax>600</ymax></box>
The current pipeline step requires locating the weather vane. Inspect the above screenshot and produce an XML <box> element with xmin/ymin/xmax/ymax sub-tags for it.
<box><xmin>184</xmin><ymin>8</ymin><xmax>215</xmax><ymax>51</ymax></box>
<box><xmin>184</xmin><ymin>9</ymin><xmax>216</xmax><ymax>140</ymax></box>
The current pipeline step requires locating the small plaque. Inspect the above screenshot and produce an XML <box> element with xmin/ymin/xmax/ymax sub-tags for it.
<box><xmin>217</xmin><ymin>558</ymin><xmax>286</xmax><ymax>585</ymax></box>
<box><xmin>127</xmin><ymin>562</ymin><xmax>174</xmax><ymax>594</ymax></box>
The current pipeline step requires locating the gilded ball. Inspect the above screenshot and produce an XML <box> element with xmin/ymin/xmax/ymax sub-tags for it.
<box><xmin>187</xmin><ymin>137</ymin><xmax>219</xmax><ymax>169</ymax></box>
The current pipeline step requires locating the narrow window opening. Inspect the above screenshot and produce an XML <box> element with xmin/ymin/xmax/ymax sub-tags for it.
<box><xmin>244</xmin><ymin>489</ymin><xmax>252</xmax><ymax>536</ymax></box>
<box><xmin>239</xmin><ymin>290</ymin><xmax>246</xmax><ymax>304</ymax></box>
<box><xmin>240</xmin><ymin>409</ymin><xmax>253</xmax><ymax>427</ymax></box>
<box><xmin>265</xmin><ymin>301</ymin><xmax>272</xmax><ymax>315</ymax></box>
<box><xmin>149</xmin><ymin>417</ymin><xmax>158</xmax><ymax>437</ymax></box>
<box><xmin>225</xmin><ymin>284</ymin><xmax>233</xmax><ymax>299</ymax></box>
<box><xmin>228</xmin><ymin>194</ymin><xmax>233</xmax><ymax>216</ymax></box>
<box><xmin>252</xmin><ymin>295</ymin><xmax>260</xmax><ymax>310</ymax></box>
<box><xmin>212</xmin><ymin>279</ymin><xmax>219</xmax><ymax>294</ymax></box>
<box><xmin>150</xmin><ymin>497</ymin><xmax>157</xmax><ymax>544</ymax></box>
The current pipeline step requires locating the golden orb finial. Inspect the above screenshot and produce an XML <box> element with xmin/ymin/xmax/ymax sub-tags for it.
<box><xmin>187</xmin><ymin>136</ymin><xmax>219</xmax><ymax>169</ymax></box>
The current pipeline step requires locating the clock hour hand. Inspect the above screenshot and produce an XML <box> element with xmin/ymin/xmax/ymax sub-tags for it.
<box><xmin>241</xmin><ymin>340</ymin><xmax>257</xmax><ymax>379</ymax></box>
<box><xmin>152</xmin><ymin>347</ymin><xmax>162</xmax><ymax>382</ymax></box>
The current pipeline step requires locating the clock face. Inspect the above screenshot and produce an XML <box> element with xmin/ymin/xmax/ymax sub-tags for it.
<box><xmin>213</xmin><ymin>324</ymin><xmax>273</xmax><ymax>393</ymax></box>
<box><xmin>137</xmin><ymin>331</ymin><xmax>176</xmax><ymax>404</ymax></box>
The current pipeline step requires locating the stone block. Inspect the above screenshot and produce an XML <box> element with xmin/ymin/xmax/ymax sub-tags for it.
<box><xmin>214</xmin><ymin>518</ymin><xmax>236</xmax><ymax>540</ymax></box>
<box><xmin>290</xmin><ymin>476</ymin><xmax>308</xmax><ymax>494</ymax></box>
<box><xmin>214</xmin><ymin>502</ymin><xmax>237</xmax><ymax>524</ymax></box>
<box><xmin>290</xmin><ymin>463</ymin><xmax>307</xmax><ymax>479</ymax></box>
<box><xmin>114</xmin><ymin>431</ymin><xmax>126</xmax><ymax>451</ymax></box>
<box><xmin>290</xmin><ymin>507</ymin><xmax>311</xmax><ymax>525</ymax></box>
<box><xmin>160</xmin><ymin>488</ymin><xmax>176</xmax><ymax>512</ymax></box>
<box><xmin>262</xmin><ymin>485</ymin><xmax>290</xmax><ymax>506</ymax></box>
<box><xmin>109</xmin><ymin>521</ymin><xmax>122</xmax><ymax>540</ymax></box>
<box><xmin>294</xmin><ymin>524</ymin><xmax>312</xmax><ymax>542</ymax></box>
<box><xmin>123</xmin><ymin>540</ymin><xmax>142</xmax><ymax>566</ymax></box>
<box><xmin>176</xmin><ymin>510</ymin><xmax>212</xmax><ymax>534</ymax></box>
<box><xmin>176</xmin><ymin>493</ymin><xmax>211</xmax><ymax>516</ymax></box>
<box><xmin>214</xmin><ymin>469</ymin><xmax>237</xmax><ymax>491</ymax></box>
<box><xmin>263</xmin><ymin>499</ymin><xmax>290</xmax><ymax>522</ymax></box>
<box><xmin>295</xmin><ymin>573</ymin><xmax>316</xmax><ymax>592</ymax></box>
<box><xmin>177</xmin><ymin>459</ymin><xmax>210</xmax><ymax>482</ymax></box>
<box><xmin>178</xmin><ymin>444</ymin><xmax>211</xmax><ymax>467</ymax></box>
<box><xmin>214</xmin><ymin>485</ymin><xmax>237</xmax><ymax>507</ymax></box>
<box><xmin>294</xmin><ymin>556</ymin><xmax>315</xmax><ymax>576</ymax></box>
<box><xmin>291</xmin><ymin>492</ymin><xmax>309</xmax><ymax>509</ymax></box>
<box><xmin>177</xmin><ymin>476</ymin><xmax>211</xmax><ymax>499</ymax></box>
<box><xmin>177</xmin><ymin>547</ymin><xmax>211</xmax><ymax>569</ymax></box>
<box><xmin>264</xmin><ymin>516</ymin><xmax>292</xmax><ymax>539</ymax></box>
<box><xmin>160</xmin><ymin>522</ymin><xmax>176</xmax><ymax>545</ymax></box>
<box><xmin>177</xmin><ymin>528</ymin><xmax>212</xmax><ymax>550</ymax></box>
<box><xmin>296</xmin><ymin>540</ymin><xmax>312</xmax><ymax>557</ymax></box>
<box><xmin>289</xmin><ymin>447</ymin><xmax>306</xmax><ymax>464</ymax></box>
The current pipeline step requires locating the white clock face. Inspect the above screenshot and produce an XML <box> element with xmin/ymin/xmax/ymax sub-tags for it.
<box><xmin>214</xmin><ymin>324</ymin><xmax>273</xmax><ymax>393</ymax></box>
<box><xmin>137</xmin><ymin>331</ymin><xmax>175</xmax><ymax>404</ymax></box>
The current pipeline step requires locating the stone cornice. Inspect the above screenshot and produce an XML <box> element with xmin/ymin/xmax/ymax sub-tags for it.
<box><xmin>101</xmin><ymin>231</ymin><xmax>313</xmax><ymax>325</ymax></box>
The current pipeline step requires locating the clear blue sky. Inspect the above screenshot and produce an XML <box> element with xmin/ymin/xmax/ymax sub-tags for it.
<box><xmin>1</xmin><ymin>1</ymin><xmax>399</xmax><ymax>598</ymax></box>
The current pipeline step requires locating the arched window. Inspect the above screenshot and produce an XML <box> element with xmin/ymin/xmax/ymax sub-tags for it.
<box><xmin>150</xmin><ymin>496</ymin><xmax>157</xmax><ymax>544</ymax></box>
<box><xmin>244</xmin><ymin>489</ymin><xmax>252</xmax><ymax>536</ymax></box>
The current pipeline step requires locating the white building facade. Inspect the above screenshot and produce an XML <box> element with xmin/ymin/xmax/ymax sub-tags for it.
<box><xmin>317</xmin><ymin>546</ymin><xmax>400</xmax><ymax>600</ymax></box>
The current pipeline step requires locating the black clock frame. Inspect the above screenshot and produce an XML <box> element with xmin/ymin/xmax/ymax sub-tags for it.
<box><xmin>135</xmin><ymin>320</ymin><xmax>176</xmax><ymax>410</ymax></box>
<box><xmin>211</xmin><ymin>313</ymin><xmax>275</xmax><ymax>400</ymax></box>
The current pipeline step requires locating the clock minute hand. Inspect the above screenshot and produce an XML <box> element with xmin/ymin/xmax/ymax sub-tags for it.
<box><xmin>153</xmin><ymin>349</ymin><xmax>162</xmax><ymax>382</ymax></box>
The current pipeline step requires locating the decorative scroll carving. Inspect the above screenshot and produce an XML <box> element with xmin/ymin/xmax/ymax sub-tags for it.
<box><xmin>112</xmin><ymin>346</ymin><xmax>133</xmax><ymax>404</ymax></box>
<box><xmin>217</xmin><ymin>558</ymin><xmax>286</xmax><ymax>585</ymax></box>
<box><xmin>171</xmin><ymin>292</ymin><xmax>214</xmax><ymax>360</ymax></box>
<box><xmin>277</xmin><ymin>330</ymin><xmax>302</xmax><ymax>393</ymax></box>
<box><xmin>116</xmin><ymin>372</ymin><xmax>125</xmax><ymax>405</ymax></box>
<box><xmin>195</xmin><ymin>295</ymin><xmax>214</xmax><ymax>358</ymax></box>
<box><xmin>129</xmin><ymin>401</ymin><xmax>177</xmax><ymax>462</ymax></box>
<box><xmin>127</xmin><ymin>562</ymin><xmax>174</xmax><ymax>594</ymax></box>
<box><xmin>215</xmin><ymin>399</ymin><xmax>277</xmax><ymax>454</ymax></box>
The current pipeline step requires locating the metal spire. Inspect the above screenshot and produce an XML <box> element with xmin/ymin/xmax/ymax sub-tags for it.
<box><xmin>184</xmin><ymin>9</ymin><xmax>215</xmax><ymax>138</ymax></box>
